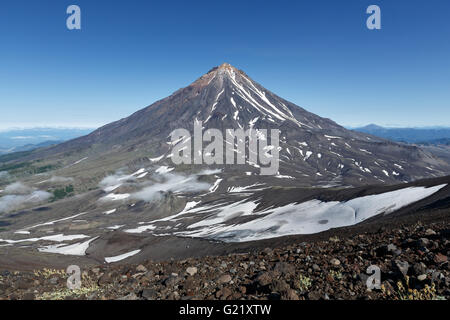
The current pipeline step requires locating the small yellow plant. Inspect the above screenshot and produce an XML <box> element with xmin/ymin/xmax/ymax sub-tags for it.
<box><xmin>36</xmin><ymin>272</ymin><xmax>103</xmax><ymax>300</ymax></box>
<box><xmin>329</xmin><ymin>270</ymin><xmax>343</xmax><ymax>281</ymax></box>
<box><xmin>298</xmin><ymin>274</ymin><xmax>312</xmax><ymax>292</ymax></box>
<box><xmin>381</xmin><ymin>276</ymin><xmax>440</xmax><ymax>300</ymax></box>
<box><xmin>33</xmin><ymin>268</ymin><xmax>66</xmax><ymax>279</ymax></box>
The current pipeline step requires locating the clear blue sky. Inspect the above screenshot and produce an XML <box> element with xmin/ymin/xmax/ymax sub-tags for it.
<box><xmin>1</xmin><ymin>0</ymin><xmax>449</xmax><ymax>129</ymax></box>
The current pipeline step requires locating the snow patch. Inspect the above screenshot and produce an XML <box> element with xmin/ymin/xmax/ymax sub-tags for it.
<box><xmin>105</xmin><ymin>249</ymin><xmax>141</xmax><ymax>263</ymax></box>
<box><xmin>155</xmin><ymin>166</ymin><xmax>174</xmax><ymax>174</ymax></box>
<box><xmin>0</xmin><ymin>234</ymin><xmax>89</xmax><ymax>244</ymax></box>
<box><xmin>101</xmin><ymin>193</ymin><xmax>130</xmax><ymax>201</ymax></box>
<box><xmin>178</xmin><ymin>184</ymin><xmax>446</xmax><ymax>242</ymax></box>
<box><xmin>149</xmin><ymin>155</ymin><xmax>164</xmax><ymax>163</ymax></box>
<box><xmin>38</xmin><ymin>237</ymin><xmax>98</xmax><ymax>256</ymax></box>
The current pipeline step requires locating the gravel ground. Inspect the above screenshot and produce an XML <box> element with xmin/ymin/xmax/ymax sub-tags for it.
<box><xmin>0</xmin><ymin>218</ymin><xmax>448</xmax><ymax>300</ymax></box>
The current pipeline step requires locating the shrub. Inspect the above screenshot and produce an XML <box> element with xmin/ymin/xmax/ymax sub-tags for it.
<box><xmin>50</xmin><ymin>185</ymin><xmax>74</xmax><ymax>201</ymax></box>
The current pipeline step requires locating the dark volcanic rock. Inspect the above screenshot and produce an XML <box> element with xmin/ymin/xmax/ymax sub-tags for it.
<box><xmin>141</xmin><ymin>289</ymin><xmax>157</xmax><ymax>300</ymax></box>
<box><xmin>434</xmin><ymin>253</ymin><xmax>448</xmax><ymax>264</ymax></box>
<box><xmin>217</xmin><ymin>274</ymin><xmax>232</xmax><ymax>284</ymax></box>
<box><xmin>273</xmin><ymin>262</ymin><xmax>295</xmax><ymax>277</ymax></box>
<box><xmin>254</xmin><ymin>272</ymin><xmax>273</xmax><ymax>287</ymax></box>
<box><xmin>1</xmin><ymin>218</ymin><xmax>449</xmax><ymax>301</ymax></box>
<box><xmin>394</xmin><ymin>260</ymin><xmax>410</xmax><ymax>276</ymax></box>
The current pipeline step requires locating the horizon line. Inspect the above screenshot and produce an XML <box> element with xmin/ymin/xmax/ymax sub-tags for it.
<box><xmin>1</xmin><ymin>123</ymin><xmax>450</xmax><ymax>132</ymax></box>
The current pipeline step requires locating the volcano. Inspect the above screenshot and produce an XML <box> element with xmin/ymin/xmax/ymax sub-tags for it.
<box><xmin>0</xmin><ymin>63</ymin><xmax>449</xmax><ymax>266</ymax></box>
<box><xmin>30</xmin><ymin>63</ymin><xmax>448</xmax><ymax>187</ymax></box>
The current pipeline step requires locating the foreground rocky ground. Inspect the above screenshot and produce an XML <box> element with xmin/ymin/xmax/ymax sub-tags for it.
<box><xmin>0</xmin><ymin>216</ymin><xmax>449</xmax><ymax>301</ymax></box>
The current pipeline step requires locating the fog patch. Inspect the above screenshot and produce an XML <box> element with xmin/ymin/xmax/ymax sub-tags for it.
<box><xmin>0</xmin><ymin>182</ymin><xmax>52</xmax><ymax>213</ymax></box>
<box><xmin>4</xmin><ymin>182</ymin><xmax>34</xmax><ymax>195</ymax></box>
<box><xmin>49</xmin><ymin>176</ymin><xmax>73</xmax><ymax>183</ymax></box>
<box><xmin>99</xmin><ymin>171</ymin><xmax>136</xmax><ymax>191</ymax></box>
<box><xmin>132</xmin><ymin>172</ymin><xmax>210</xmax><ymax>202</ymax></box>
<box><xmin>98</xmin><ymin>168</ymin><xmax>212</xmax><ymax>203</ymax></box>
<box><xmin>198</xmin><ymin>169</ymin><xmax>222</xmax><ymax>175</ymax></box>
<box><xmin>0</xmin><ymin>171</ymin><xmax>10</xmax><ymax>181</ymax></box>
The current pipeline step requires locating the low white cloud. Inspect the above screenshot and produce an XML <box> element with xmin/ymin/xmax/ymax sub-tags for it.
<box><xmin>10</xmin><ymin>136</ymin><xmax>35</xmax><ymax>140</ymax></box>
<box><xmin>98</xmin><ymin>165</ymin><xmax>213</xmax><ymax>204</ymax></box>
<box><xmin>198</xmin><ymin>169</ymin><xmax>222</xmax><ymax>175</ymax></box>
<box><xmin>132</xmin><ymin>172</ymin><xmax>210</xmax><ymax>202</ymax></box>
<box><xmin>0</xmin><ymin>182</ymin><xmax>52</xmax><ymax>213</ymax></box>
<box><xmin>0</xmin><ymin>171</ymin><xmax>9</xmax><ymax>181</ymax></box>
<box><xmin>4</xmin><ymin>182</ymin><xmax>33</xmax><ymax>195</ymax></box>
<box><xmin>99</xmin><ymin>171</ymin><xmax>136</xmax><ymax>190</ymax></box>
<box><xmin>49</xmin><ymin>176</ymin><xmax>73</xmax><ymax>183</ymax></box>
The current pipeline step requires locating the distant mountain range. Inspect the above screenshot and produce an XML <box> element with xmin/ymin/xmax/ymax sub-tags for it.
<box><xmin>0</xmin><ymin>128</ymin><xmax>94</xmax><ymax>155</ymax></box>
<box><xmin>0</xmin><ymin>140</ymin><xmax>63</xmax><ymax>155</ymax></box>
<box><xmin>352</xmin><ymin>124</ymin><xmax>450</xmax><ymax>144</ymax></box>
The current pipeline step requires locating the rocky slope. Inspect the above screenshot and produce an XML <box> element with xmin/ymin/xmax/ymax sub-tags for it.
<box><xmin>0</xmin><ymin>175</ymin><xmax>448</xmax><ymax>268</ymax></box>
<box><xmin>1</xmin><ymin>210</ymin><xmax>448</xmax><ymax>300</ymax></box>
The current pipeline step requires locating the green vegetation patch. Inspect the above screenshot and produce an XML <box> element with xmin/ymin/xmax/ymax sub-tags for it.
<box><xmin>0</xmin><ymin>161</ymin><xmax>31</xmax><ymax>172</ymax></box>
<box><xmin>0</xmin><ymin>161</ymin><xmax>59</xmax><ymax>176</ymax></box>
<box><xmin>50</xmin><ymin>185</ymin><xmax>75</xmax><ymax>202</ymax></box>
